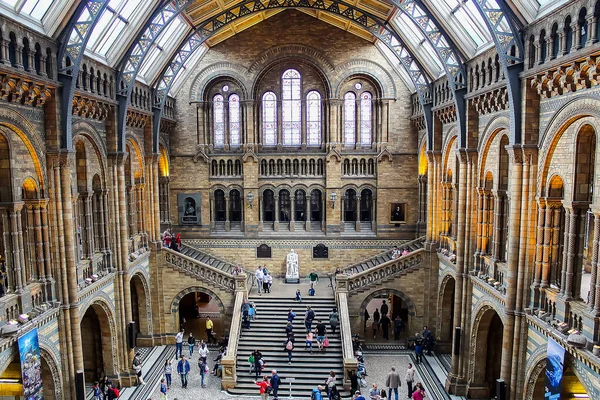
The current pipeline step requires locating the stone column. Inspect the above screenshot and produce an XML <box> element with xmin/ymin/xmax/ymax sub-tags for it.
<box><xmin>589</xmin><ymin>210</ymin><xmax>600</xmax><ymax>311</ymax></box>
<box><xmin>40</xmin><ymin>203</ymin><xmax>53</xmax><ymax>299</ymax></box>
<box><xmin>355</xmin><ymin>196</ymin><xmax>361</xmax><ymax>232</ymax></box>
<box><xmin>98</xmin><ymin>192</ymin><xmax>107</xmax><ymax>255</ymax></box>
<box><xmin>9</xmin><ymin>206</ymin><xmax>23</xmax><ymax>290</ymax></box>
<box><xmin>550</xmin><ymin>207</ymin><xmax>562</xmax><ymax>286</ymax></box>
<box><xmin>541</xmin><ymin>205</ymin><xmax>554</xmax><ymax>290</ymax></box>
<box><xmin>290</xmin><ymin>194</ymin><xmax>295</xmax><ymax>232</ymax></box>
<box><xmin>305</xmin><ymin>195</ymin><xmax>311</xmax><ymax>231</ymax></box>
<box><xmin>340</xmin><ymin>195</ymin><xmax>345</xmax><ymax>232</ymax></box>
<box><xmin>531</xmin><ymin>200</ymin><xmax>545</xmax><ymax>308</ymax></box>
<box><xmin>33</xmin><ymin>205</ymin><xmax>44</xmax><ymax>283</ymax></box>
<box><xmin>588</xmin><ymin>16</ymin><xmax>598</xmax><ymax>44</ymax></box>
<box><xmin>475</xmin><ymin>189</ymin><xmax>484</xmax><ymax>270</ymax></box>
<box><xmin>225</xmin><ymin>194</ymin><xmax>231</xmax><ymax>232</ymax></box>
<box><xmin>14</xmin><ymin>44</ymin><xmax>24</xmax><ymax>69</ymax></box>
<box><xmin>16</xmin><ymin>207</ymin><xmax>27</xmax><ymax>286</ymax></box>
<box><xmin>572</xmin><ymin>21</ymin><xmax>582</xmax><ymax>51</ymax></box>
<box><xmin>153</xmin><ymin>157</ymin><xmax>161</xmax><ymax>240</ymax></box>
<box><xmin>0</xmin><ymin>38</ymin><xmax>11</xmax><ymax>66</ymax></box>
<box><xmin>86</xmin><ymin>194</ymin><xmax>95</xmax><ymax>256</ymax></box>
<box><xmin>426</xmin><ymin>152</ymin><xmax>435</xmax><ymax>244</ymax></box>
<box><xmin>561</xmin><ymin>207</ymin><xmax>578</xmax><ymax>300</ymax></box>
<box><xmin>274</xmin><ymin>195</ymin><xmax>279</xmax><ymax>231</ymax></box>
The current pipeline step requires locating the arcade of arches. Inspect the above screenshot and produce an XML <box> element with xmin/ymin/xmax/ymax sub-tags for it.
<box><xmin>0</xmin><ymin>1</ymin><xmax>600</xmax><ymax>399</ymax></box>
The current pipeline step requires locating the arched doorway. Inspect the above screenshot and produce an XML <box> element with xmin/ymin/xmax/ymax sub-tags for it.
<box><xmin>40</xmin><ymin>351</ymin><xmax>59</xmax><ymax>400</ymax></box>
<box><xmin>295</xmin><ymin>189</ymin><xmax>306</xmax><ymax>221</ymax></box>
<box><xmin>362</xmin><ymin>291</ymin><xmax>414</xmax><ymax>342</ymax></box>
<box><xmin>130</xmin><ymin>274</ymin><xmax>149</xmax><ymax>341</ymax></box>
<box><xmin>279</xmin><ymin>189</ymin><xmax>291</xmax><ymax>222</ymax></box>
<box><xmin>439</xmin><ymin>276</ymin><xmax>455</xmax><ymax>350</ymax></box>
<box><xmin>178</xmin><ymin>291</ymin><xmax>223</xmax><ymax>343</ymax></box>
<box><xmin>310</xmin><ymin>189</ymin><xmax>322</xmax><ymax>222</ymax></box>
<box><xmin>214</xmin><ymin>189</ymin><xmax>226</xmax><ymax>221</ymax></box>
<box><xmin>230</xmin><ymin>190</ymin><xmax>242</xmax><ymax>222</ymax></box>
<box><xmin>470</xmin><ymin>307</ymin><xmax>503</xmax><ymax>398</ymax></box>
<box><xmin>344</xmin><ymin>189</ymin><xmax>357</xmax><ymax>222</ymax></box>
<box><xmin>81</xmin><ymin>303</ymin><xmax>115</xmax><ymax>383</ymax></box>
<box><xmin>360</xmin><ymin>189</ymin><xmax>372</xmax><ymax>222</ymax></box>
<box><xmin>527</xmin><ymin>357</ymin><xmax>590</xmax><ymax>400</ymax></box>
<box><xmin>263</xmin><ymin>190</ymin><xmax>275</xmax><ymax>222</ymax></box>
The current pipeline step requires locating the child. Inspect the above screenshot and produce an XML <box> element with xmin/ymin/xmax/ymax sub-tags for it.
<box><xmin>296</xmin><ymin>289</ymin><xmax>302</xmax><ymax>302</ymax></box>
<box><xmin>159</xmin><ymin>378</ymin><xmax>168</xmax><ymax>400</ymax></box>
<box><xmin>249</xmin><ymin>303</ymin><xmax>256</xmax><ymax>321</ymax></box>
<box><xmin>93</xmin><ymin>381</ymin><xmax>101</xmax><ymax>400</ymax></box>
<box><xmin>305</xmin><ymin>330</ymin><xmax>314</xmax><ymax>354</ymax></box>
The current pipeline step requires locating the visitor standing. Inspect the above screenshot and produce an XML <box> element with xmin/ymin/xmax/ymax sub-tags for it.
<box><xmin>188</xmin><ymin>333</ymin><xmax>196</xmax><ymax>356</ymax></box>
<box><xmin>252</xmin><ymin>349</ymin><xmax>263</xmax><ymax>379</ymax></box>
<box><xmin>266</xmin><ymin>273</ymin><xmax>273</xmax><ymax>292</ymax></box>
<box><xmin>422</xmin><ymin>326</ymin><xmax>432</xmax><ymax>355</ymax></box>
<box><xmin>164</xmin><ymin>359</ymin><xmax>172</xmax><ymax>388</ymax></box>
<box><xmin>373</xmin><ymin>308</ymin><xmax>380</xmax><ymax>325</ymax></box>
<box><xmin>270</xmin><ymin>370</ymin><xmax>281</xmax><ymax>400</ymax></box>
<box><xmin>405</xmin><ymin>363</ymin><xmax>415</xmax><ymax>398</ymax></box>
<box><xmin>177</xmin><ymin>355</ymin><xmax>190</xmax><ymax>389</ymax></box>
<box><xmin>329</xmin><ymin>308</ymin><xmax>339</xmax><ymax>335</ymax></box>
<box><xmin>414</xmin><ymin>340</ymin><xmax>423</xmax><ymax>364</ymax></box>
<box><xmin>364</xmin><ymin>309</ymin><xmax>370</xmax><ymax>331</ymax></box>
<box><xmin>385</xmin><ymin>366</ymin><xmax>401</xmax><ymax>400</ymax></box>
<box><xmin>199</xmin><ymin>357</ymin><xmax>208</xmax><ymax>388</ymax></box>
<box><xmin>372</xmin><ymin>319</ymin><xmax>378</xmax><ymax>339</ymax></box>
<box><xmin>308</xmin><ymin>270</ymin><xmax>319</xmax><ymax>287</ymax></box>
<box><xmin>312</xmin><ymin>386</ymin><xmax>325</xmax><ymax>400</ymax></box>
<box><xmin>296</xmin><ymin>288</ymin><xmax>302</xmax><ymax>302</ymax></box>
<box><xmin>133</xmin><ymin>352</ymin><xmax>145</xmax><ymax>385</ymax></box>
<box><xmin>206</xmin><ymin>317</ymin><xmax>215</xmax><ymax>343</ymax></box>
<box><xmin>353</xmin><ymin>390</ymin><xmax>367</xmax><ymax>400</ymax></box>
<box><xmin>263</xmin><ymin>273</ymin><xmax>270</xmax><ymax>293</ymax></box>
<box><xmin>256</xmin><ymin>376</ymin><xmax>271</xmax><ymax>400</ymax></box>
<box><xmin>199</xmin><ymin>341</ymin><xmax>209</xmax><ymax>363</ymax></box>
<box><xmin>93</xmin><ymin>381</ymin><xmax>101</xmax><ymax>400</ymax></box>
<box><xmin>350</xmin><ymin>370</ymin><xmax>359</xmax><ymax>395</ymax></box>
<box><xmin>325</xmin><ymin>371</ymin><xmax>336</xmax><ymax>400</ymax></box>
<box><xmin>380</xmin><ymin>314</ymin><xmax>391</xmax><ymax>340</ymax></box>
<box><xmin>159</xmin><ymin>378</ymin><xmax>168</xmax><ymax>400</ymax></box>
<box><xmin>393</xmin><ymin>316</ymin><xmax>403</xmax><ymax>340</ymax></box>
<box><xmin>255</xmin><ymin>266</ymin><xmax>265</xmax><ymax>294</ymax></box>
<box><xmin>316</xmin><ymin>320</ymin><xmax>327</xmax><ymax>351</ymax></box>
<box><xmin>411</xmin><ymin>384</ymin><xmax>425</xmax><ymax>400</ymax></box>
<box><xmin>381</xmin><ymin>300</ymin><xmax>388</xmax><ymax>316</ymax></box>
<box><xmin>175</xmin><ymin>329</ymin><xmax>184</xmax><ymax>359</ymax></box>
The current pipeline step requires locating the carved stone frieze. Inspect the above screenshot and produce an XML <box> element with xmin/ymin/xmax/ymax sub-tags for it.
<box><xmin>0</xmin><ymin>74</ymin><xmax>52</xmax><ymax>107</ymax></box>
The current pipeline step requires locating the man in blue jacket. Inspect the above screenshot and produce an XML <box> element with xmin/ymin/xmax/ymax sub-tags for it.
<box><xmin>311</xmin><ymin>385</ymin><xmax>324</xmax><ymax>400</ymax></box>
<box><xmin>270</xmin><ymin>369</ymin><xmax>281</xmax><ymax>399</ymax></box>
<box><xmin>177</xmin><ymin>355</ymin><xmax>190</xmax><ymax>388</ymax></box>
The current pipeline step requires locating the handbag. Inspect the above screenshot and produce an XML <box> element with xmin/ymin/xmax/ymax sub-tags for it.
<box><xmin>324</xmin><ymin>337</ymin><xmax>329</xmax><ymax>348</ymax></box>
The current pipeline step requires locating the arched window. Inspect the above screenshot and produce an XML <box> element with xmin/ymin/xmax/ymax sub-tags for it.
<box><xmin>360</xmin><ymin>92</ymin><xmax>372</xmax><ymax>145</ymax></box>
<box><xmin>213</xmin><ymin>94</ymin><xmax>224</xmax><ymax>148</ymax></box>
<box><xmin>262</xmin><ymin>91</ymin><xmax>277</xmax><ymax>146</ymax></box>
<box><xmin>282</xmin><ymin>69</ymin><xmax>301</xmax><ymax>146</ymax></box>
<box><xmin>344</xmin><ymin>92</ymin><xmax>356</xmax><ymax>146</ymax></box>
<box><xmin>306</xmin><ymin>90</ymin><xmax>321</xmax><ymax>146</ymax></box>
<box><xmin>229</xmin><ymin>94</ymin><xmax>240</xmax><ymax>147</ymax></box>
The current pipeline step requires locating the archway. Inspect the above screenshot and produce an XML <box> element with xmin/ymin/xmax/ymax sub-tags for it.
<box><xmin>295</xmin><ymin>189</ymin><xmax>306</xmax><ymax>221</ymax></box>
<box><xmin>130</xmin><ymin>274</ymin><xmax>150</xmax><ymax>340</ymax></box>
<box><xmin>470</xmin><ymin>307</ymin><xmax>504</xmax><ymax>399</ymax></box>
<box><xmin>175</xmin><ymin>289</ymin><xmax>225</xmax><ymax>343</ymax></box>
<box><xmin>360</xmin><ymin>289</ymin><xmax>416</xmax><ymax>343</ymax></box>
<box><xmin>230</xmin><ymin>189</ymin><xmax>242</xmax><ymax>222</ymax></box>
<box><xmin>344</xmin><ymin>189</ymin><xmax>357</xmax><ymax>222</ymax></box>
<box><xmin>439</xmin><ymin>276</ymin><xmax>455</xmax><ymax>350</ymax></box>
<box><xmin>360</xmin><ymin>189</ymin><xmax>372</xmax><ymax>222</ymax></box>
<box><xmin>263</xmin><ymin>189</ymin><xmax>275</xmax><ymax>222</ymax></box>
<box><xmin>80</xmin><ymin>302</ymin><xmax>116</xmax><ymax>383</ymax></box>
<box><xmin>214</xmin><ymin>189</ymin><xmax>226</xmax><ymax>221</ymax></box>
<box><xmin>527</xmin><ymin>357</ymin><xmax>590</xmax><ymax>400</ymax></box>
<box><xmin>310</xmin><ymin>189</ymin><xmax>322</xmax><ymax>222</ymax></box>
<box><xmin>39</xmin><ymin>351</ymin><xmax>59</xmax><ymax>400</ymax></box>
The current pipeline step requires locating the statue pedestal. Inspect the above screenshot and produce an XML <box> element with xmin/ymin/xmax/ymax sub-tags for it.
<box><xmin>285</xmin><ymin>269</ymin><xmax>299</xmax><ymax>284</ymax></box>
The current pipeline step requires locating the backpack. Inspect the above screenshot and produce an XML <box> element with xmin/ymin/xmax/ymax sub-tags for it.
<box><xmin>248</xmin><ymin>355</ymin><xmax>255</xmax><ymax>364</ymax></box>
<box><xmin>308</xmin><ymin>288</ymin><xmax>315</xmax><ymax>296</ymax></box>
<box><xmin>307</xmin><ymin>309</ymin><xmax>315</xmax><ymax>320</ymax></box>
<box><xmin>286</xmin><ymin>340</ymin><xmax>293</xmax><ymax>351</ymax></box>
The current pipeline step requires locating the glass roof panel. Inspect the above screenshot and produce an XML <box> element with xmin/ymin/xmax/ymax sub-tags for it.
<box><xmin>169</xmin><ymin>44</ymin><xmax>209</xmax><ymax>96</ymax></box>
<box><xmin>392</xmin><ymin>13</ymin><xmax>443</xmax><ymax>78</ymax></box>
<box><xmin>21</xmin><ymin>0</ymin><xmax>52</xmax><ymax>20</ymax></box>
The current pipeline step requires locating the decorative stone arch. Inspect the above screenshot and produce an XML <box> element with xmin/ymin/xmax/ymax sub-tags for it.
<box><xmin>437</xmin><ymin>273</ymin><xmax>456</xmax><ymax>343</ymax></box>
<box><xmin>442</xmin><ymin>134</ymin><xmax>458</xmax><ymax>177</ymax></box>
<box><xmin>79</xmin><ymin>295</ymin><xmax>120</xmax><ymax>376</ymax></box>
<box><xmin>358</xmin><ymin>288</ymin><xmax>417</xmax><ymax>323</ymax></box>
<box><xmin>357</xmin><ymin>184</ymin><xmax>376</xmax><ymax>194</ymax></box>
<box><xmin>477</xmin><ymin>116</ymin><xmax>510</xmax><ymax>185</ymax></box>
<box><xmin>129</xmin><ymin>271</ymin><xmax>153</xmax><ymax>336</ymax></box>
<box><xmin>170</xmin><ymin>286</ymin><xmax>227</xmax><ymax>330</ymax></box>
<box><xmin>291</xmin><ymin>184</ymin><xmax>309</xmax><ymax>196</ymax></box>
<box><xmin>258</xmin><ymin>185</ymin><xmax>277</xmax><ymax>196</ymax></box>
<box><xmin>523</xmin><ymin>351</ymin><xmax>546</xmax><ymax>400</ymax></box>
<box><xmin>158</xmin><ymin>143</ymin><xmax>170</xmax><ymax>177</ymax></box>
<box><xmin>276</xmin><ymin>184</ymin><xmax>293</xmax><ymax>196</ymax></box>
<box><xmin>189</xmin><ymin>62</ymin><xmax>250</xmax><ymax>102</ymax></box>
<box><xmin>468</xmin><ymin>303</ymin><xmax>505</xmax><ymax>384</ymax></box>
<box><xmin>39</xmin><ymin>343</ymin><xmax>63</xmax><ymax>400</ymax></box>
<box><xmin>418</xmin><ymin>142</ymin><xmax>428</xmax><ymax>175</ymax></box>
<box><xmin>126</xmin><ymin>135</ymin><xmax>145</xmax><ymax>177</ymax></box>
<box><xmin>0</xmin><ymin>123</ymin><xmax>46</xmax><ymax>199</ymax></box>
<box><xmin>72</xmin><ymin>124</ymin><xmax>109</xmax><ymax>188</ymax></box>
<box><xmin>333</xmin><ymin>59</ymin><xmax>396</xmax><ymax>99</ymax></box>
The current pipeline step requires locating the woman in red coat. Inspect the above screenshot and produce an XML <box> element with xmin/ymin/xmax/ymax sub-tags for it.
<box><xmin>255</xmin><ymin>376</ymin><xmax>271</xmax><ymax>400</ymax></box>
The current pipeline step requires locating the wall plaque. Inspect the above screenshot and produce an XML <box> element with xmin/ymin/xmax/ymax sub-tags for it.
<box><xmin>313</xmin><ymin>244</ymin><xmax>329</xmax><ymax>259</ymax></box>
<box><xmin>257</xmin><ymin>244</ymin><xmax>272</xmax><ymax>258</ymax></box>
<box><xmin>177</xmin><ymin>193</ymin><xmax>202</xmax><ymax>225</ymax></box>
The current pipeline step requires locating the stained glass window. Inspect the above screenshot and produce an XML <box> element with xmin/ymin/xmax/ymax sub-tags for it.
<box><xmin>344</xmin><ymin>92</ymin><xmax>356</xmax><ymax>146</ymax></box>
<box><xmin>263</xmin><ymin>92</ymin><xmax>277</xmax><ymax>146</ymax></box>
<box><xmin>360</xmin><ymin>92</ymin><xmax>372</xmax><ymax>145</ymax></box>
<box><xmin>282</xmin><ymin>69</ymin><xmax>301</xmax><ymax>146</ymax></box>
<box><xmin>306</xmin><ymin>91</ymin><xmax>321</xmax><ymax>146</ymax></box>
<box><xmin>213</xmin><ymin>94</ymin><xmax>224</xmax><ymax>148</ymax></box>
<box><xmin>229</xmin><ymin>94</ymin><xmax>241</xmax><ymax>147</ymax></box>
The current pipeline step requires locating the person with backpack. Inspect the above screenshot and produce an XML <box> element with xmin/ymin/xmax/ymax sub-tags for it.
<box><xmin>249</xmin><ymin>303</ymin><xmax>256</xmax><ymax>321</ymax></box>
<box><xmin>256</xmin><ymin>375</ymin><xmax>271</xmax><ymax>400</ymax></box>
<box><xmin>311</xmin><ymin>385</ymin><xmax>325</xmax><ymax>400</ymax></box>
<box><xmin>305</xmin><ymin>306</ymin><xmax>315</xmax><ymax>331</ymax></box>
<box><xmin>199</xmin><ymin>357</ymin><xmax>208</xmax><ymax>388</ymax></box>
<box><xmin>252</xmin><ymin>349</ymin><xmax>263</xmax><ymax>379</ymax></box>
<box><xmin>286</xmin><ymin>322</ymin><xmax>294</xmax><ymax>337</ymax></box>
<box><xmin>285</xmin><ymin>337</ymin><xmax>294</xmax><ymax>364</ymax></box>
<box><xmin>106</xmin><ymin>382</ymin><xmax>119</xmax><ymax>400</ymax></box>
<box><xmin>315</xmin><ymin>320</ymin><xmax>327</xmax><ymax>351</ymax></box>
<box><xmin>270</xmin><ymin>370</ymin><xmax>281</xmax><ymax>400</ymax></box>
<box><xmin>177</xmin><ymin>355</ymin><xmax>190</xmax><ymax>388</ymax></box>
<box><xmin>329</xmin><ymin>308</ymin><xmax>339</xmax><ymax>335</ymax></box>
<box><xmin>159</xmin><ymin>378</ymin><xmax>168</xmax><ymax>400</ymax></box>
<box><xmin>243</xmin><ymin>303</ymin><xmax>251</xmax><ymax>329</ymax></box>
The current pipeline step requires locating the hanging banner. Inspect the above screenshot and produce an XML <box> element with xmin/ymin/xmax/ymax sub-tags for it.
<box><xmin>18</xmin><ymin>328</ymin><xmax>43</xmax><ymax>399</ymax></box>
<box><xmin>545</xmin><ymin>337</ymin><xmax>565</xmax><ymax>399</ymax></box>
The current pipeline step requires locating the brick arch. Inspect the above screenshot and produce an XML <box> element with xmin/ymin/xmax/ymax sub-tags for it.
<box><xmin>248</xmin><ymin>43</ymin><xmax>335</xmax><ymax>76</ymax></box>
<box><xmin>170</xmin><ymin>286</ymin><xmax>226</xmax><ymax>315</ymax></box>
<box><xmin>130</xmin><ymin>271</ymin><xmax>152</xmax><ymax>336</ymax></box>
<box><xmin>72</xmin><ymin>129</ymin><xmax>108</xmax><ymax>191</ymax></box>
<box><xmin>39</xmin><ymin>344</ymin><xmax>63</xmax><ymax>400</ymax></box>
<box><xmin>80</xmin><ymin>296</ymin><xmax>120</xmax><ymax>377</ymax></box>
<box><xmin>333</xmin><ymin>59</ymin><xmax>396</xmax><ymax>98</ymax></box>
<box><xmin>477</xmin><ymin>116</ymin><xmax>510</xmax><ymax>185</ymax></box>
<box><xmin>358</xmin><ymin>288</ymin><xmax>417</xmax><ymax>321</ymax></box>
<box><xmin>524</xmin><ymin>352</ymin><xmax>546</xmax><ymax>400</ymax></box>
<box><xmin>468</xmin><ymin>303</ymin><xmax>505</xmax><ymax>385</ymax></box>
<box><xmin>437</xmin><ymin>273</ymin><xmax>456</xmax><ymax>342</ymax></box>
<box><xmin>189</xmin><ymin>63</ymin><xmax>250</xmax><ymax>102</ymax></box>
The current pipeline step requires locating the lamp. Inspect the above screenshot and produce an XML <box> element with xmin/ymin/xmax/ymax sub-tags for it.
<box><xmin>246</xmin><ymin>191</ymin><xmax>255</xmax><ymax>209</ymax></box>
<box><xmin>329</xmin><ymin>192</ymin><xmax>337</xmax><ymax>209</ymax></box>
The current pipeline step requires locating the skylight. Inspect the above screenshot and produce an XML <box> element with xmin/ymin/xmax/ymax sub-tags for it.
<box><xmin>1</xmin><ymin>0</ymin><xmax>53</xmax><ymax>21</ymax></box>
<box><xmin>87</xmin><ymin>0</ymin><xmax>144</xmax><ymax>58</ymax></box>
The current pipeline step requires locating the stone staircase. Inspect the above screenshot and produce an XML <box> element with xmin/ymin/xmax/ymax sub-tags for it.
<box><xmin>341</xmin><ymin>236</ymin><xmax>425</xmax><ymax>275</ymax></box>
<box><xmin>179</xmin><ymin>243</ymin><xmax>237</xmax><ymax>274</ymax></box>
<box><xmin>229</xmin><ymin>296</ymin><xmax>350</xmax><ymax>399</ymax></box>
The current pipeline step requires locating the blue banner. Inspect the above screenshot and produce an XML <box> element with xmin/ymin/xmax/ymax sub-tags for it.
<box><xmin>18</xmin><ymin>328</ymin><xmax>43</xmax><ymax>399</ymax></box>
<box><xmin>545</xmin><ymin>337</ymin><xmax>565</xmax><ymax>399</ymax></box>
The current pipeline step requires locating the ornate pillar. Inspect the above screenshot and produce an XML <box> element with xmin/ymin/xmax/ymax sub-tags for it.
<box><xmin>355</xmin><ymin>196</ymin><xmax>361</xmax><ymax>232</ymax></box>
<box><xmin>340</xmin><ymin>195</ymin><xmax>345</xmax><ymax>232</ymax></box>
<box><xmin>258</xmin><ymin>195</ymin><xmax>263</xmax><ymax>232</ymax></box>
<box><xmin>40</xmin><ymin>203</ymin><xmax>53</xmax><ymax>299</ymax></box>
<box><xmin>290</xmin><ymin>194</ymin><xmax>295</xmax><ymax>232</ymax></box>
<box><xmin>33</xmin><ymin>205</ymin><xmax>44</xmax><ymax>284</ymax></box>
<box><xmin>16</xmin><ymin>207</ymin><xmax>27</xmax><ymax>286</ymax></box>
<box><xmin>561</xmin><ymin>207</ymin><xmax>578</xmax><ymax>300</ymax></box>
<box><xmin>274</xmin><ymin>195</ymin><xmax>279</xmax><ymax>231</ymax></box>
<box><xmin>492</xmin><ymin>192</ymin><xmax>503</xmax><ymax>260</ymax></box>
<box><xmin>0</xmin><ymin>38</ymin><xmax>11</xmax><ymax>66</ymax></box>
<box><xmin>541</xmin><ymin>204</ymin><xmax>554</xmax><ymax>291</ymax></box>
<box><xmin>588</xmin><ymin>15</ymin><xmax>598</xmax><ymax>45</ymax></box>
<box><xmin>225</xmin><ymin>194</ymin><xmax>231</xmax><ymax>232</ymax></box>
<box><xmin>9</xmin><ymin>206</ymin><xmax>23</xmax><ymax>290</ymax></box>
<box><xmin>589</xmin><ymin>210</ymin><xmax>600</xmax><ymax>311</ymax></box>
<box><xmin>153</xmin><ymin>156</ymin><xmax>161</xmax><ymax>240</ymax></box>
<box><xmin>371</xmin><ymin>194</ymin><xmax>376</xmax><ymax>232</ymax></box>
<box><xmin>305</xmin><ymin>195</ymin><xmax>311</xmax><ymax>232</ymax></box>
<box><xmin>14</xmin><ymin>43</ymin><xmax>24</xmax><ymax>70</ymax></box>
<box><xmin>531</xmin><ymin>200</ymin><xmax>546</xmax><ymax>307</ymax></box>
<box><xmin>550</xmin><ymin>207</ymin><xmax>562</xmax><ymax>286</ymax></box>
<box><xmin>572</xmin><ymin>21</ymin><xmax>582</xmax><ymax>51</ymax></box>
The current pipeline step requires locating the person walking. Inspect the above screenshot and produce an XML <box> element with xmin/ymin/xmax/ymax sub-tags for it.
<box><xmin>159</xmin><ymin>378</ymin><xmax>168</xmax><ymax>400</ymax></box>
<box><xmin>263</xmin><ymin>273</ymin><xmax>270</xmax><ymax>293</ymax></box>
<box><xmin>422</xmin><ymin>326</ymin><xmax>432</xmax><ymax>355</ymax></box>
<box><xmin>177</xmin><ymin>355</ymin><xmax>190</xmax><ymax>389</ymax></box>
<box><xmin>405</xmin><ymin>363</ymin><xmax>415</xmax><ymax>398</ymax></box>
<box><xmin>106</xmin><ymin>383</ymin><xmax>119</xmax><ymax>400</ymax></box>
<box><xmin>175</xmin><ymin>329</ymin><xmax>184</xmax><ymax>359</ymax></box>
<box><xmin>325</xmin><ymin>371</ymin><xmax>336</xmax><ymax>400</ymax></box>
<box><xmin>305</xmin><ymin>330</ymin><xmax>314</xmax><ymax>354</ymax></box>
<box><xmin>255</xmin><ymin>266</ymin><xmax>264</xmax><ymax>294</ymax></box>
<box><xmin>249</xmin><ymin>303</ymin><xmax>256</xmax><ymax>321</ymax></box>
<box><xmin>393</xmin><ymin>316</ymin><xmax>403</xmax><ymax>341</ymax></box>
<box><xmin>411</xmin><ymin>384</ymin><xmax>425</xmax><ymax>400</ymax></box>
<box><xmin>308</xmin><ymin>270</ymin><xmax>319</xmax><ymax>286</ymax></box>
<box><xmin>252</xmin><ymin>349</ymin><xmax>263</xmax><ymax>379</ymax></box>
<box><xmin>288</xmin><ymin>308</ymin><xmax>297</xmax><ymax>322</ymax></box>
<box><xmin>164</xmin><ymin>359</ymin><xmax>172</xmax><ymax>388</ymax></box>
<box><xmin>329</xmin><ymin>308</ymin><xmax>339</xmax><ymax>335</ymax></box>
<box><xmin>385</xmin><ymin>366</ymin><xmax>401</xmax><ymax>400</ymax></box>
<box><xmin>364</xmin><ymin>309</ymin><xmax>370</xmax><ymax>331</ymax></box>
<box><xmin>188</xmin><ymin>333</ymin><xmax>196</xmax><ymax>356</ymax></box>
<box><xmin>312</xmin><ymin>386</ymin><xmax>325</xmax><ymax>400</ymax></box>
<box><xmin>285</xmin><ymin>336</ymin><xmax>294</xmax><ymax>365</ymax></box>
<box><xmin>371</xmin><ymin>319</ymin><xmax>378</xmax><ymax>339</ymax></box>
<box><xmin>380</xmin><ymin>314</ymin><xmax>391</xmax><ymax>340</ymax></box>
<box><xmin>381</xmin><ymin>300</ymin><xmax>389</xmax><ymax>316</ymax></box>
<box><xmin>373</xmin><ymin>309</ymin><xmax>380</xmax><ymax>325</ymax></box>
<box><xmin>414</xmin><ymin>340</ymin><xmax>423</xmax><ymax>364</ymax></box>
<box><xmin>256</xmin><ymin>376</ymin><xmax>271</xmax><ymax>400</ymax></box>
<box><xmin>206</xmin><ymin>317</ymin><xmax>215</xmax><ymax>343</ymax></box>
<box><xmin>285</xmin><ymin>322</ymin><xmax>293</xmax><ymax>337</ymax></box>
<box><xmin>270</xmin><ymin>370</ymin><xmax>281</xmax><ymax>400</ymax></box>
<box><xmin>266</xmin><ymin>273</ymin><xmax>273</xmax><ymax>292</ymax></box>
<box><xmin>305</xmin><ymin>306</ymin><xmax>315</xmax><ymax>331</ymax></box>
<box><xmin>199</xmin><ymin>341</ymin><xmax>209</xmax><ymax>363</ymax></box>
<box><xmin>199</xmin><ymin>357</ymin><xmax>208</xmax><ymax>388</ymax></box>
<box><xmin>316</xmin><ymin>320</ymin><xmax>327</xmax><ymax>351</ymax></box>
<box><xmin>133</xmin><ymin>352</ymin><xmax>145</xmax><ymax>385</ymax></box>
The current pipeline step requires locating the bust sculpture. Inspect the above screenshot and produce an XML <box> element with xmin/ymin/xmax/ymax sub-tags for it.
<box><xmin>286</xmin><ymin>249</ymin><xmax>300</xmax><ymax>283</ymax></box>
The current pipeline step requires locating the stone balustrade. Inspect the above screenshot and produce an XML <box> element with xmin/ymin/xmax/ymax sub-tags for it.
<box><xmin>221</xmin><ymin>275</ymin><xmax>247</xmax><ymax>389</ymax></box>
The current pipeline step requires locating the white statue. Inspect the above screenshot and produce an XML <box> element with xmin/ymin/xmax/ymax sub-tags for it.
<box><xmin>286</xmin><ymin>249</ymin><xmax>299</xmax><ymax>283</ymax></box>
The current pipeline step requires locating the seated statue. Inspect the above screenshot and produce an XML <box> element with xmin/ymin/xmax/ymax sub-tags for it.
<box><xmin>286</xmin><ymin>249</ymin><xmax>299</xmax><ymax>283</ymax></box>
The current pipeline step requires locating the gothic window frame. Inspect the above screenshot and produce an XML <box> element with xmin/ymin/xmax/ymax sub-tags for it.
<box><xmin>281</xmin><ymin>69</ymin><xmax>302</xmax><ymax>146</ymax></box>
<box><xmin>262</xmin><ymin>91</ymin><xmax>278</xmax><ymax>146</ymax></box>
<box><xmin>306</xmin><ymin>90</ymin><xmax>322</xmax><ymax>147</ymax></box>
<box><xmin>344</xmin><ymin>91</ymin><xmax>357</xmax><ymax>146</ymax></box>
<box><xmin>213</xmin><ymin>93</ymin><xmax>225</xmax><ymax>148</ymax></box>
